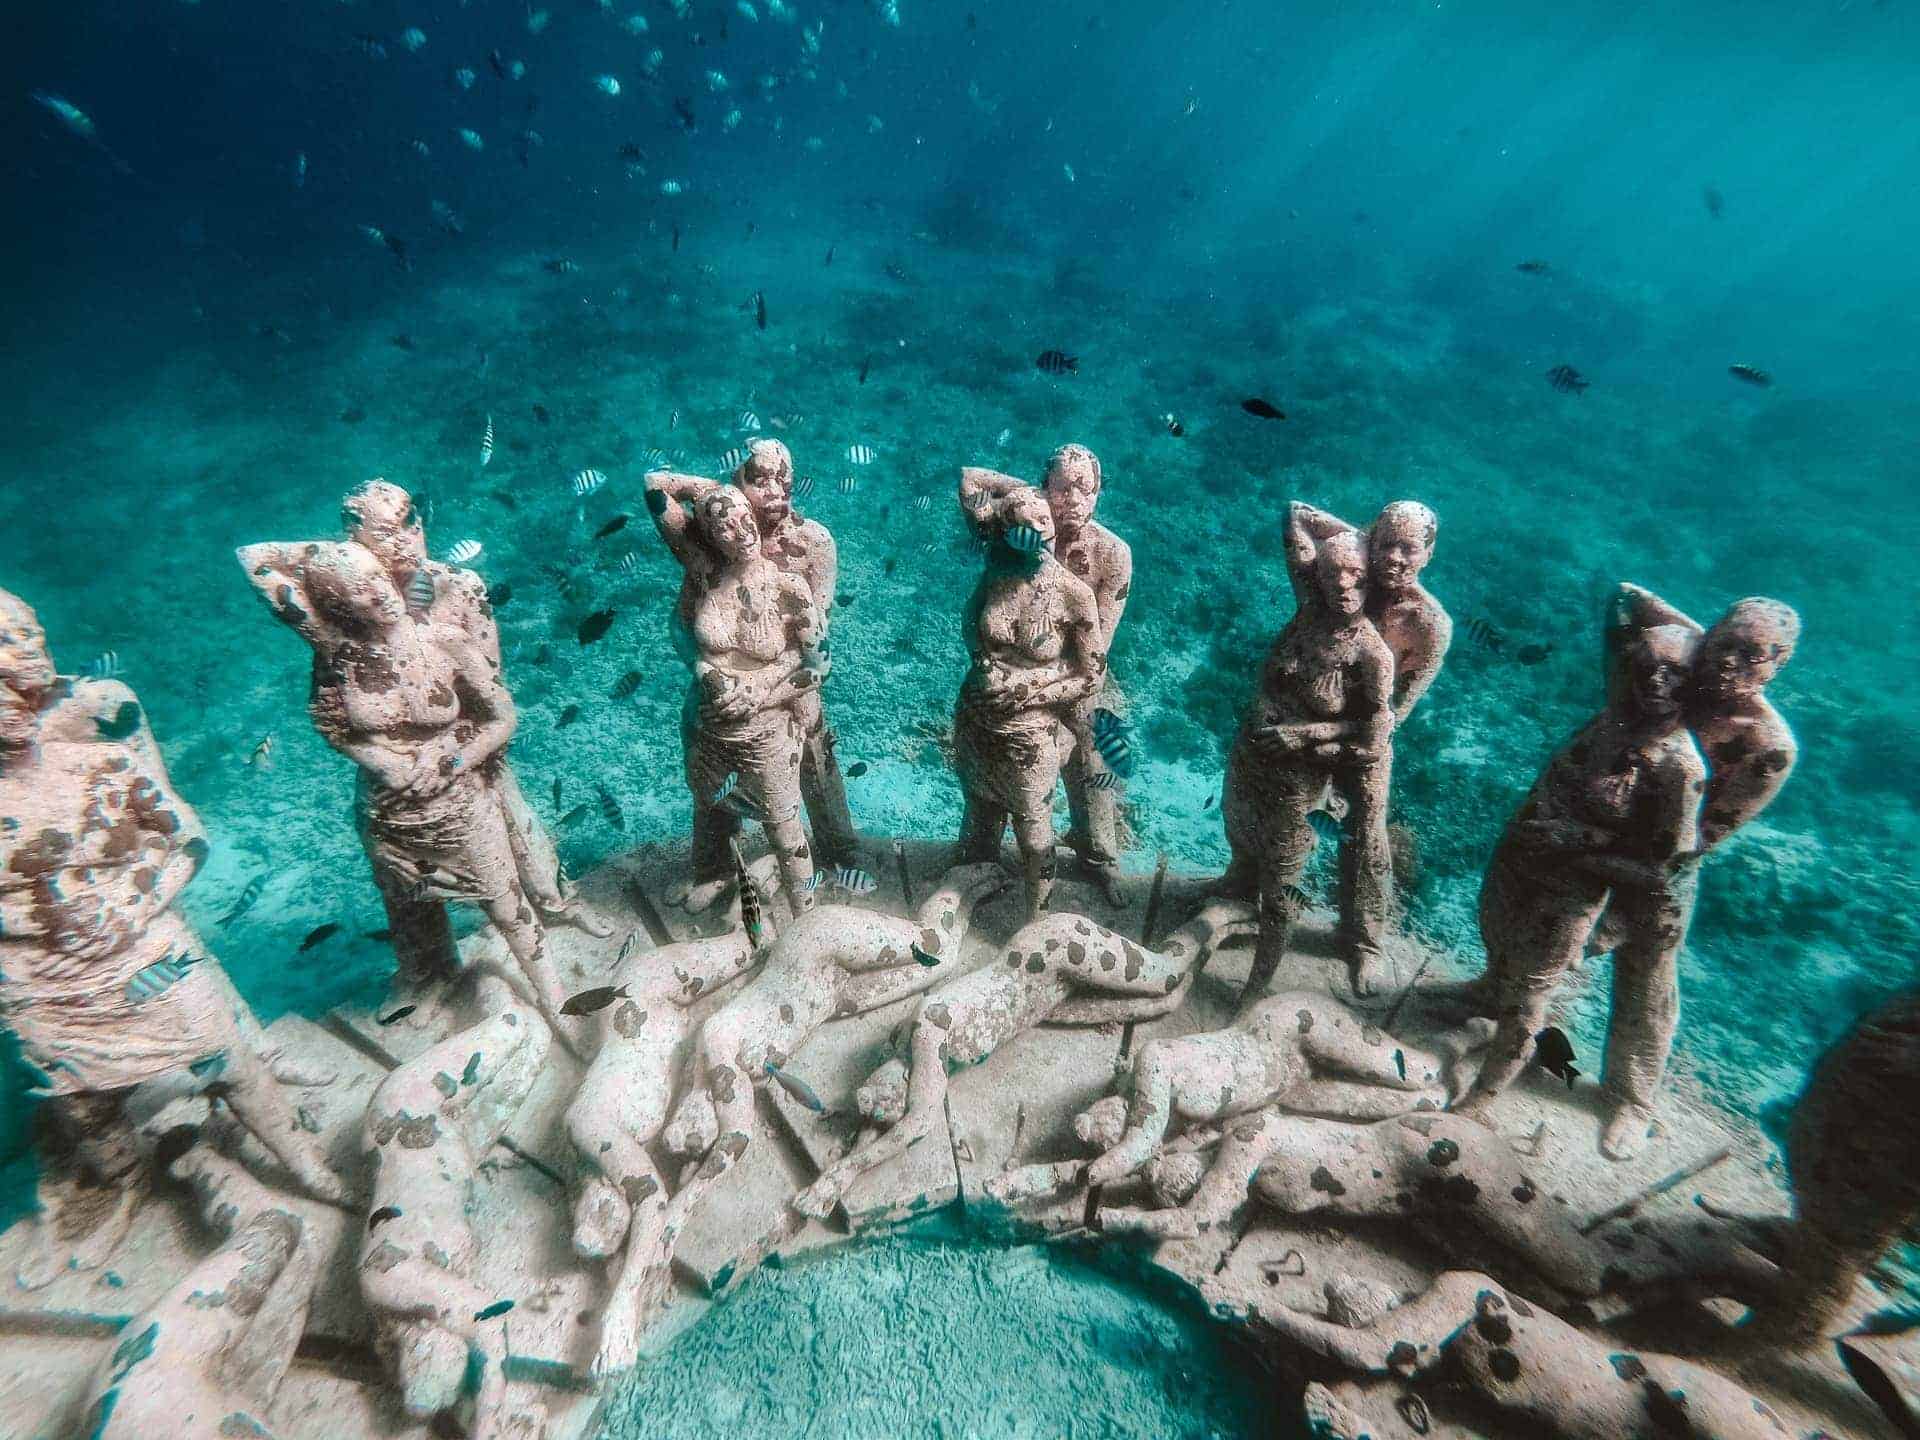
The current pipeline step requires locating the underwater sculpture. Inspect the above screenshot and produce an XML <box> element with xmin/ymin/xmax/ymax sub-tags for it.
<box><xmin>952</xmin><ymin>471</ymin><xmax>1107</xmax><ymax>919</ymax></box>
<box><xmin>238</xmin><ymin>539</ymin><xmax>578</xmax><ymax>1042</ymax></box>
<box><xmin>343</xmin><ymin>478</ymin><xmax>611</xmax><ymax>944</ymax></box>
<box><xmin>958</xmin><ymin>448</ymin><xmax>1134</xmax><ymax>903</ymax></box>
<box><xmin>640</xmin><ymin>865</ymin><xmax>1012</xmax><ymax>1312</ymax></box>
<box><xmin>1006</xmin><ymin>997</ymin><xmax>1493</xmax><ymax>1202</ymax></box>
<box><xmin>1579</xmin><ymin>582</ymin><xmax>1801</xmax><ymax>1158</ymax></box>
<box><xmin>0</xmin><ymin>587</ymin><xmax>346</xmax><ymax>1286</ymax></box>
<box><xmin>564</xmin><ymin>855</ymin><xmax>782</xmax><ymax>1378</ymax></box>
<box><xmin>1270</xmin><ymin>1273</ymin><xmax>1798</xmax><ymax>1440</ymax></box>
<box><xmin>1217</xmin><ymin>502</ymin><xmax>1396</xmax><ymax>1005</ymax></box>
<box><xmin>642</xmin><ymin>470</ymin><xmax>829</xmax><ymax>914</ymax></box>
<box><xmin>790</xmin><ymin>899</ymin><xmax>1257</xmax><ymax>1218</ymax></box>
<box><xmin>357</xmin><ymin>977</ymin><xmax>550</xmax><ymax>1440</ymax></box>
<box><xmin>1451</xmin><ymin>622</ymin><xmax>1707</xmax><ymax>1158</ymax></box>
<box><xmin>1291</xmin><ymin>500</ymin><xmax>1451</xmax><ymax>726</ymax></box>
<box><xmin>79</xmin><ymin>1206</ymin><xmax>319</xmax><ymax>1440</ymax></box>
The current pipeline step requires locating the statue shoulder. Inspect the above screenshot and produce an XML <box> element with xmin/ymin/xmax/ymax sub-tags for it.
<box><xmin>47</xmin><ymin>677</ymin><xmax>145</xmax><ymax>742</ymax></box>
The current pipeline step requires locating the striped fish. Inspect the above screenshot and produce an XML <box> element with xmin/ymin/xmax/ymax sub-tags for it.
<box><xmin>1090</xmin><ymin>707</ymin><xmax>1135</xmax><ymax>779</ymax></box>
<box><xmin>572</xmin><ymin>468</ymin><xmax>607</xmax><ymax>497</ymax></box>
<box><xmin>405</xmin><ymin>570</ymin><xmax>435</xmax><ymax>609</ymax></box>
<box><xmin>733</xmin><ymin>846</ymin><xmax>766</xmax><ymax>947</ymax></box>
<box><xmin>719</xmin><ymin>447</ymin><xmax>748</xmax><ymax>472</ymax></box>
<box><xmin>793</xmin><ymin>474</ymin><xmax>814</xmax><ymax>498</ymax></box>
<box><xmin>125</xmin><ymin>952</ymin><xmax>202</xmax><ymax>1003</ymax></box>
<box><xmin>447</xmin><ymin>539</ymin><xmax>483</xmax><ymax>564</ymax></box>
<box><xmin>737</xmin><ymin>409</ymin><xmax>761</xmax><ymax>432</ymax></box>
<box><xmin>712</xmin><ymin>771</ymin><xmax>769</xmax><ymax>823</ymax></box>
<box><xmin>799</xmin><ymin>870</ymin><xmax>826</xmax><ymax>893</ymax></box>
<box><xmin>918</xmin><ymin>540</ymin><xmax>941</xmax><ymax>555</ymax></box>
<box><xmin>846</xmin><ymin>443</ymin><xmax>876</xmax><ymax>465</ymax></box>
<box><xmin>617</xmin><ymin>551</ymin><xmax>641</xmax><ymax>573</ymax></box>
<box><xmin>829</xmin><ymin>866</ymin><xmax>877</xmax><ymax>897</ymax></box>
<box><xmin>479</xmin><ymin>414</ymin><xmax>494</xmax><ymax>466</ymax></box>
<box><xmin>597</xmin><ymin>784</ymin><xmax>625</xmax><ymax>831</ymax></box>
<box><xmin>219</xmin><ymin>875</ymin><xmax>265</xmax><ymax>928</ymax></box>
<box><xmin>1004</xmin><ymin>524</ymin><xmax>1046</xmax><ymax>555</ymax></box>
<box><xmin>913</xmin><ymin>495</ymin><xmax>930</xmax><ymax>512</ymax></box>
<box><xmin>642</xmin><ymin>445</ymin><xmax>669</xmax><ymax>468</ymax></box>
<box><xmin>837</xmin><ymin>474</ymin><xmax>856</xmax><ymax>494</ymax></box>
<box><xmin>83</xmin><ymin>650</ymin><xmax>120</xmax><ymax>679</ymax></box>
<box><xmin>1087</xmin><ymin>771</ymin><xmax>1121</xmax><ymax>791</ymax></box>
<box><xmin>668</xmin><ymin>408</ymin><xmax>680</xmax><ymax>430</ymax></box>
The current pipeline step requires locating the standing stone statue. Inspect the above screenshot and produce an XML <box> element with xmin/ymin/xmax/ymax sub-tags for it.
<box><xmin>0</xmin><ymin>588</ymin><xmax>346</xmax><ymax>1287</ymax></box>
<box><xmin>237</xmin><ymin>541</ymin><xmax>577</xmax><ymax>1043</ymax></box>
<box><xmin>960</xmin><ymin>447</ymin><xmax>1133</xmax><ymax>901</ymax></box>
<box><xmin>342</xmin><ymin>479</ymin><xmax>610</xmax><ymax>943</ymax></box>
<box><xmin>951</xmin><ymin>473</ymin><xmax>1107</xmax><ymax>919</ymax></box>
<box><xmin>1453</xmin><ymin>623</ymin><xmax>1707</xmax><ymax>1157</ymax></box>
<box><xmin>641</xmin><ymin>477</ymin><xmax>827</xmax><ymax>914</ymax></box>
<box><xmin>1583</xmin><ymin>583</ymin><xmax>1799</xmax><ymax>1157</ymax></box>
<box><xmin>1217</xmin><ymin>503</ymin><xmax>1395</xmax><ymax>1005</ymax></box>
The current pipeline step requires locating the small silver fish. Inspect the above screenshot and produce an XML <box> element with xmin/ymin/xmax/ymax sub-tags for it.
<box><xmin>838</xmin><ymin>474</ymin><xmax>856</xmax><ymax>494</ymax></box>
<box><xmin>719</xmin><ymin>447</ymin><xmax>748</xmax><ymax>471</ymax></box>
<box><xmin>405</xmin><ymin>570</ymin><xmax>435</xmax><ymax>609</ymax></box>
<box><xmin>479</xmin><ymin>415</ymin><xmax>494</xmax><ymax>467</ymax></box>
<box><xmin>83</xmin><ymin>650</ymin><xmax>120</xmax><ymax>679</ymax></box>
<box><xmin>829</xmin><ymin>866</ymin><xmax>877</xmax><ymax>897</ymax></box>
<box><xmin>765</xmin><ymin>1064</ymin><xmax>825</xmax><ymax>1112</ymax></box>
<box><xmin>572</xmin><ymin>468</ymin><xmax>607</xmax><ymax>497</ymax></box>
<box><xmin>447</xmin><ymin>539</ymin><xmax>483</xmax><ymax>565</ymax></box>
<box><xmin>846</xmin><ymin>443</ymin><xmax>876</xmax><ymax>465</ymax></box>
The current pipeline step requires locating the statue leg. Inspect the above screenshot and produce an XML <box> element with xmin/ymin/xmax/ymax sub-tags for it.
<box><xmin>217</xmin><ymin>1043</ymin><xmax>352</xmax><ymax>1206</ymax></box>
<box><xmin>371</xmin><ymin>864</ymin><xmax>459</xmax><ymax>989</ymax></box>
<box><xmin>15</xmin><ymin>1091</ymin><xmax>145</xmax><ymax>1289</ymax></box>
<box><xmin>1598</xmin><ymin>874</ymin><xmax>1694</xmax><ymax>1160</ymax></box>
<box><xmin>1333</xmin><ymin>759</ymin><xmax>1394</xmax><ymax>998</ymax></box>
<box><xmin>1238</xmin><ymin>785</ymin><xmax>1317</xmax><ymax>1015</ymax></box>
<box><xmin>956</xmin><ymin>790</ymin><xmax>1008</xmax><ymax>864</ymax></box>
<box><xmin>1062</xmin><ymin>702</ymin><xmax>1123</xmax><ymax>904</ymax></box>
<box><xmin>493</xmin><ymin>763</ymin><xmax>613</xmax><ymax>937</ymax></box>
<box><xmin>795</xmin><ymin>695</ymin><xmax>860</xmax><ymax>868</ymax></box>
<box><xmin>1009</xmin><ymin>803</ymin><xmax>1058</xmax><ymax>920</ymax></box>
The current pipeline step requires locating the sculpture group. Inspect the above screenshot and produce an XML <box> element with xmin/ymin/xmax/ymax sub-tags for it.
<box><xmin>4</xmin><ymin>434</ymin><xmax>1905</xmax><ymax>1440</ymax></box>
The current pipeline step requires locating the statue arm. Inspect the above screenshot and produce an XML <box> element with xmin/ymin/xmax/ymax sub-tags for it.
<box><xmin>644</xmin><ymin>471</ymin><xmax>720</xmax><ymax>566</ymax></box>
<box><xmin>1282</xmin><ymin>502</ymin><xmax>1350</xmax><ymax>608</ymax></box>
<box><xmin>1094</xmin><ymin>534</ymin><xmax>1132</xmax><ymax>653</ymax></box>
<box><xmin>1699</xmin><ymin>712</ymin><xmax>1795</xmax><ymax>851</ymax></box>
<box><xmin>234</xmin><ymin>543</ymin><xmax>329</xmax><ymax>643</ymax></box>
<box><xmin>1605</xmin><ymin>583</ymin><xmax>1701</xmax><ymax>701</ymax></box>
<box><xmin>1391</xmin><ymin>604</ymin><xmax>1452</xmax><ymax>726</ymax></box>
<box><xmin>958</xmin><ymin>466</ymin><xmax>1023</xmax><ymax>536</ymax></box>
<box><xmin>1249</xmin><ymin>1272</ymin><xmax>1484</xmax><ymax>1374</ymax></box>
<box><xmin>1027</xmin><ymin>571</ymin><xmax>1107</xmax><ymax>709</ymax></box>
<box><xmin>1570</xmin><ymin>749</ymin><xmax>1704</xmax><ymax>891</ymax></box>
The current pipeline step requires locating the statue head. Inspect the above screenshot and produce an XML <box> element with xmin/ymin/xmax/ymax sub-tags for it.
<box><xmin>1369</xmin><ymin>501</ymin><xmax>1437</xmax><ymax>593</ymax></box>
<box><xmin>342</xmin><ymin>479</ymin><xmax>428</xmax><ymax>576</ymax></box>
<box><xmin>1313</xmin><ymin>529</ymin><xmax>1370</xmax><ymax>619</ymax></box>
<box><xmin>991</xmin><ymin>485</ymin><xmax>1057</xmax><ymax>570</ymax></box>
<box><xmin>694</xmin><ymin>487</ymin><xmax>761</xmax><ymax>565</ymax></box>
<box><xmin>1697</xmin><ymin>597</ymin><xmax>1799</xmax><ymax>705</ymax></box>
<box><xmin>1041</xmin><ymin>443</ymin><xmax>1102</xmax><ymax>537</ymax></box>
<box><xmin>0</xmin><ymin>588</ymin><xmax>53</xmax><ymax>750</ymax></box>
<box><xmin>1624</xmin><ymin>624</ymin><xmax>1698</xmax><ymax>732</ymax></box>
<box><xmin>731</xmin><ymin>438</ymin><xmax>795</xmax><ymax>529</ymax></box>
<box><xmin>303</xmin><ymin>543</ymin><xmax>408</xmax><ymax>635</ymax></box>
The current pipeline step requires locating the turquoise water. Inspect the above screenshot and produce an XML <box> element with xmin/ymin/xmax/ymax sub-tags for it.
<box><xmin>594</xmin><ymin>1217</ymin><xmax>1276</xmax><ymax>1440</ymax></box>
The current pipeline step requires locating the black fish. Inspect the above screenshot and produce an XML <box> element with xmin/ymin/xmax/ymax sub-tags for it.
<box><xmin>754</xmin><ymin>291</ymin><xmax>767</xmax><ymax>330</ymax></box>
<box><xmin>766</xmin><ymin>1065</ymin><xmax>825</xmax><ymax>1113</ymax></box>
<box><xmin>911</xmin><ymin>943</ymin><xmax>941</xmax><ymax>968</ymax></box>
<box><xmin>1533</xmin><ymin>1026</ymin><xmax>1581</xmax><ymax>1088</ymax></box>
<box><xmin>1515</xmin><ymin>259</ymin><xmax>1551</xmax><ymax>275</ymax></box>
<box><xmin>1546</xmin><ymin>364</ymin><xmax>1589</xmax><ymax>394</ymax></box>
<box><xmin>1203</xmin><ymin>793</ymin><xmax>1215</xmax><ymax>811</ymax></box>
<box><xmin>391</xmin><ymin>333</ymin><xmax>416</xmax><ymax>352</ymax></box>
<box><xmin>1515</xmin><ymin>642</ymin><xmax>1553</xmax><ymax>666</ymax></box>
<box><xmin>734</xmin><ymin>846</ymin><xmax>766</xmax><ymax>948</ymax></box>
<box><xmin>474</xmin><ymin>1299</ymin><xmax>515</xmax><ymax>1322</ymax></box>
<box><xmin>673</xmin><ymin>97</ymin><xmax>696</xmax><ymax>131</ymax></box>
<box><xmin>384</xmin><ymin>232</ymin><xmax>412</xmax><ymax>273</ymax></box>
<box><xmin>844</xmin><ymin>761</ymin><xmax>868</xmax><ymax>779</ymax></box>
<box><xmin>551</xmin><ymin>778</ymin><xmax>562</xmax><ymax>810</ymax></box>
<box><xmin>488</xmin><ymin>49</ymin><xmax>508</xmax><ymax>80</ymax></box>
<box><xmin>377</xmin><ymin>1004</ymin><xmax>417</xmax><ymax>1026</ymax></box>
<box><xmin>1036</xmin><ymin>349</ymin><xmax>1078</xmax><ymax>375</ymax></box>
<box><xmin>561</xmin><ymin>983</ymin><xmax>630</xmax><ymax>1017</ymax></box>
<box><xmin>487</xmin><ymin>580</ymin><xmax>514</xmax><ymax>609</ymax></box>
<box><xmin>612</xmin><ymin>670</ymin><xmax>644</xmax><ymax>700</ymax></box>
<box><xmin>578</xmin><ymin>609</ymin><xmax>617</xmax><ymax>645</ymax></box>
<box><xmin>94</xmin><ymin>701</ymin><xmax>141</xmax><ymax>741</ymax></box>
<box><xmin>1728</xmin><ymin>364</ymin><xmax>1772</xmax><ymax>387</ymax></box>
<box><xmin>858</xmin><ymin>354</ymin><xmax>871</xmax><ymax>384</ymax></box>
<box><xmin>595</xmin><ymin>514</ymin><xmax>631</xmax><ymax>540</ymax></box>
<box><xmin>618</xmin><ymin>141</ymin><xmax>645</xmax><ymax>162</ymax></box>
<box><xmin>1703</xmin><ymin>185</ymin><xmax>1724</xmax><ymax>219</ymax></box>
<box><xmin>299</xmin><ymin>923</ymin><xmax>341</xmax><ymax>952</ymax></box>
<box><xmin>598</xmin><ymin>784</ymin><xmax>625</xmax><ymax>832</ymax></box>
<box><xmin>1241</xmin><ymin>397</ymin><xmax>1285</xmax><ymax>419</ymax></box>
<box><xmin>672</xmin><ymin>222</ymin><xmax>681</xmax><ymax>253</ymax></box>
<box><xmin>532</xmin><ymin>404</ymin><xmax>551</xmax><ymax>423</ymax></box>
<box><xmin>368</xmin><ymin>1205</ymin><xmax>402</xmax><ymax>1231</ymax></box>
<box><xmin>824</xmin><ymin>244</ymin><xmax>835</xmax><ymax>266</ymax></box>
<box><xmin>556</xmin><ymin>704</ymin><xmax>582</xmax><ymax>729</ymax></box>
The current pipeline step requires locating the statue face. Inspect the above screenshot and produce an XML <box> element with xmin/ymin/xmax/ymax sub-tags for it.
<box><xmin>1043</xmin><ymin>461</ymin><xmax>1099</xmax><ymax>535</ymax></box>
<box><xmin>0</xmin><ymin>598</ymin><xmax>53</xmax><ymax>749</ymax></box>
<box><xmin>1629</xmin><ymin>627</ymin><xmax>1695</xmax><ymax>729</ymax></box>
<box><xmin>1004</xmin><ymin>491</ymin><xmax>1057</xmax><ymax>556</ymax></box>
<box><xmin>1315</xmin><ymin>536</ymin><xmax>1368</xmax><ymax>618</ymax></box>
<box><xmin>1698</xmin><ymin>614</ymin><xmax>1791</xmax><ymax>702</ymax></box>
<box><xmin>734</xmin><ymin>450</ymin><xmax>793</xmax><ymax>527</ymax></box>
<box><xmin>346</xmin><ymin>481</ymin><xmax>428</xmax><ymax>574</ymax></box>
<box><xmin>1369</xmin><ymin>515</ymin><xmax>1432</xmax><ymax>591</ymax></box>
<box><xmin>702</xmin><ymin>493</ymin><xmax>761</xmax><ymax>562</ymax></box>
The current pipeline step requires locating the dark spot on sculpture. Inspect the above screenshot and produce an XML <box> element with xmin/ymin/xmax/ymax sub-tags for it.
<box><xmin>1297</xmin><ymin>1009</ymin><xmax>1314</xmax><ymax>1034</ymax></box>
<box><xmin>1609</xmin><ymin>1353</ymin><xmax>1650</xmax><ymax>1382</ymax></box>
<box><xmin>1507</xmin><ymin>1294</ymin><xmax>1534</xmax><ymax>1318</ymax></box>
<box><xmin>396</xmin><ymin>1114</ymin><xmax>440</xmax><ymax>1149</ymax></box>
<box><xmin>1488</xmin><ymin>1348</ymin><xmax>1522</xmax><ymax>1382</ymax></box>
<box><xmin>1426</xmin><ymin>1138</ymin><xmax>1461</xmax><ymax>1168</ymax></box>
<box><xmin>712</xmin><ymin>1065</ymin><xmax>738</xmax><ymax>1103</ymax></box>
<box><xmin>363</xmin><ymin>1240</ymin><xmax>408</xmax><ymax>1274</ymax></box>
<box><xmin>1395</xmin><ymin>1394</ymin><xmax>1432</xmax><ymax>1434</ymax></box>
<box><xmin>1386</xmin><ymin>1340</ymin><xmax>1419</xmax><ymax>1372</ymax></box>
<box><xmin>1416</xmin><ymin>1174</ymin><xmax>1480</xmax><ymax>1206</ymax></box>
<box><xmin>1761</xmin><ymin>747</ymin><xmax>1792</xmax><ymax>774</ymax></box>
<box><xmin>1026</xmin><ymin>956</ymin><xmax>1046</xmax><ymax>973</ymax></box>
<box><xmin>1511</xmin><ymin>1181</ymin><xmax>1536</xmax><ymax>1204</ymax></box>
<box><xmin>1474</xmin><ymin>1311</ymin><xmax>1513</xmax><ymax>1345</ymax></box>
<box><xmin>611</xmin><ymin>1001</ymin><xmax>646</xmax><ymax>1038</ymax></box>
<box><xmin>1600</xmin><ymin>1264</ymin><xmax>1631</xmax><ymax>1293</ymax></box>
<box><xmin>432</xmin><ymin>1072</ymin><xmax>457</xmax><ymax>1098</ymax></box>
<box><xmin>621</xmin><ymin>1174</ymin><xmax>660</xmax><ymax>1205</ymax></box>
<box><xmin>1309</xmin><ymin>1166</ymin><xmax>1346</xmax><ymax>1196</ymax></box>
<box><xmin>779</xmin><ymin>1004</ymin><xmax>795</xmax><ymax>1023</ymax></box>
<box><xmin>925</xmin><ymin>1003</ymin><xmax>952</xmax><ymax>1030</ymax></box>
<box><xmin>1399</xmin><ymin>1114</ymin><xmax>1436</xmax><ymax>1136</ymax></box>
<box><xmin>1067</xmin><ymin>941</ymin><xmax>1087</xmax><ymax>966</ymax></box>
<box><xmin>423</xmin><ymin>1241</ymin><xmax>451</xmax><ymax>1268</ymax></box>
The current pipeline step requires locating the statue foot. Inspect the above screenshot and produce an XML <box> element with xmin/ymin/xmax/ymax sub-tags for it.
<box><xmin>1301</xmin><ymin>1382</ymin><xmax>1374</xmax><ymax>1440</ymax></box>
<box><xmin>985</xmin><ymin>1160</ymin><xmax>1085</xmax><ymax>1206</ymax></box>
<box><xmin>668</xmin><ymin>876</ymin><xmax>733</xmax><ymax>914</ymax></box>
<box><xmin>793</xmin><ymin>1169</ymin><xmax>850</xmax><ymax>1221</ymax></box>
<box><xmin>552</xmin><ymin>899</ymin><xmax>616</xmax><ymax>939</ymax></box>
<box><xmin>1600</xmin><ymin>1102</ymin><xmax>1655</xmax><ymax>1161</ymax></box>
<box><xmin>1097</xmin><ymin>1204</ymin><xmax>1199</xmax><ymax>1240</ymax></box>
<box><xmin>1081</xmin><ymin>859</ymin><xmax>1124</xmax><ymax>907</ymax></box>
<box><xmin>1347</xmin><ymin>944</ymin><xmax>1389</xmax><ymax>998</ymax></box>
<box><xmin>589</xmin><ymin>1284</ymin><xmax>647</xmax><ymax>1383</ymax></box>
<box><xmin>572</xmin><ymin>1180</ymin><xmax>632</xmax><ymax>1262</ymax></box>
